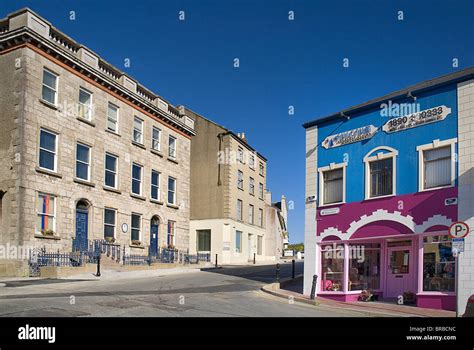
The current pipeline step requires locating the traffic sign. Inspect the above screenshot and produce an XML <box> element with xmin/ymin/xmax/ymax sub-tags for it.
<box><xmin>452</xmin><ymin>238</ymin><xmax>465</xmax><ymax>255</ymax></box>
<box><xmin>449</xmin><ymin>222</ymin><xmax>470</xmax><ymax>239</ymax></box>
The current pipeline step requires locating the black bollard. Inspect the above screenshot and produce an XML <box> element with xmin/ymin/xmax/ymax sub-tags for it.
<box><xmin>292</xmin><ymin>259</ymin><xmax>295</xmax><ymax>279</ymax></box>
<box><xmin>215</xmin><ymin>254</ymin><xmax>218</xmax><ymax>268</ymax></box>
<box><xmin>276</xmin><ymin>263</ymin><xmax>280</xmax><ymax>283</ymax></box>
<box><xmin>253</xmin><ymin>253</ymin><xmax>256</xmax><ymax>265</ymax></box>
<box><xmin>96</xmin><ymin>253</ymin><xmax>101</xmax><ymax>277</ymax></box>
<box><xmin>310</xmin><ymin>274</ymin><xmax>318</xmax><ymax>300</ymax></box>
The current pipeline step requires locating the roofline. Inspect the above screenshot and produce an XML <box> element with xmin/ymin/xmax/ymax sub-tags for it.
<box><xmin>302</xmin><ymin>67</ymin><xmax>474</xmax><ymax>129</ymax></box>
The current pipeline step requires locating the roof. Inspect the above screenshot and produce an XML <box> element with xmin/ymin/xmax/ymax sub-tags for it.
<box><xmin>303</xmin><ymin>67</ymin><xmax>474</xmax><ymax>129</ymax></box>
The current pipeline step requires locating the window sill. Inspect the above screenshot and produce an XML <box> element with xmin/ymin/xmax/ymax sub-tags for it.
<box><xmin>103</xmin><ymin>186</ymin><xmax>121</xmax><ymax>194</ymax></box>
<box><xmin>318</xmin><ymin>201</ymin><xmax>345</xmax><ymax>209</ymax></box>
<box><xmin>237</xmin><ymin>187</ymin><xmax>244</xmax><ymax>191</ymax></box>
<box><xmin>363</xmin><ymin>194</ymin><xmax>396</xmax><ymax>202</ymax></box>
<box><xmin>150</xmin><ymin>199</ymin><xmax>164</xmax><ymax>205</ymax></box>
<box><xmin>151</xmin><ymin>149</ymin><xmax>163</xmax><ymax>157</ymax></box>
<box><xmin>130</xmin><ymin>193</ymin><xmax>146</xmax><ymax>201</ymax></box>
<box><xmin>418</xmin><ymin>184</ymin><xmax>454</xmax><ymax>193</ymax></box>
<box><xmin>35</xmin><ymin>167</ymin><xmax>63</xmax><ymax>178</ymax></box>
<box><xmin>73</xmin><ymin>178</ymin><xmax>95</xmax><ymax>187</ymax></box>
<box><xmin>39</xmin><ymin>99</ymin><xmax>58</xmax><ymax>110</ymax></box>
<box><xmin>105</xmin><ymin>129</ymin><xmax>121</xmax><ymax>137</ymax></box>
<box><xmin>76</xmin><ymin>116</ymin><xmax>95</xmax><ymax>127</ymax></box>
<box><xmin>129</xmin><ymin>244</ymin><xmax>145</xmax><ymax>249</ymax></box>
<box><xmin>167</xmin><ymin>157</ymin><xmax>178</xmax><ymax>164</ymax></box>
<box><xmin>167</xmin><ymin>203</ymin><xmax>179</xmax><ymax>209</ymax></box>
<box><xmin>131</xmin><ymin>140</ymin><xmax>146</xmax><ymax>150</ymax></box>
<box><xmin>34</xmin><ymin>234</ymin><xmax>61</xmax><ymax>240</ymax></box>
<box><xmin>416</xmin><ymin>291</ymin><xmax>456</xmax><ymax>296</ymax></box>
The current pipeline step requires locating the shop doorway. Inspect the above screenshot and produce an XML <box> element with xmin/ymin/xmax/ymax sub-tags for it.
<box><xmin>385</xmin><ymin>240</ymin><xmax>415</xmax><ymax>299</ymax></box>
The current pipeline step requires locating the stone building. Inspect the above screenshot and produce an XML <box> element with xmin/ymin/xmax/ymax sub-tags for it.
<box><xmin>0</xmin><ymin>8</ymin><xmax>195</xmax><ymax>267</ymax></box>
<box><xmin>265</xmin><ymin>191</ymin><xmax>289</xmax><ymax>259</ymax></box>
<box><xmin>185</xmin><ymin>108</ymin><xmax>268</xmax><ymax>264</ymax></box>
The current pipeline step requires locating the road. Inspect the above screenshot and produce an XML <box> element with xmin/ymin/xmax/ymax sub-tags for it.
<box><xmin>0</xmin><ymin>262</ymin><xmax>364</xmax><ymax>317</ymax></box>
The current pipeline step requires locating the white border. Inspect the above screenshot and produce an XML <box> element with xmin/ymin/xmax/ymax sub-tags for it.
<box><xmin>317</xmin><ymin>162</ymin><xmax>347</xmax><ymax>207</ymax></box>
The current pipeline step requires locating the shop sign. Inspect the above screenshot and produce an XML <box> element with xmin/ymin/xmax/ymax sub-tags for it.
<box><xmin>452</xmin><ymin>238</ymin><xmax>465</xmax><ymax>255</ymax></box>
<box><xmin>382</xmin><ymin>105</ymin><xmax>451</xmax><ymax>133</ymax></box>
<box><xmin>449</xmin><ymin>221</ymin><xmax>470</xmax><ymax>239</ymax></box>
<box><xmin>322</xmin><ymin>125</ymin><xmax>377</xmax><ymax>149</ymax></box>
<box><xmin>320</xmin><ymin>207</ymin><xmax>340</xmax><ymax>216</ymax></box>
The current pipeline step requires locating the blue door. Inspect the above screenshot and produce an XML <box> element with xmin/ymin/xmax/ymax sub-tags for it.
<box><xmin>150</xmin><ymin>222</ymin><xmax>159</xmax><ymax>256</ymax></box>
<box><xmin>75</xmin><ymin>209</ymin><xmax>88</xmax><ymax>251</ymax></box>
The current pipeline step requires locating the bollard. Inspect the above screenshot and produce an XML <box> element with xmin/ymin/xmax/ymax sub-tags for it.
<box><xmin>253</xmin><ymin>253</ymin><xmax>256</xmax><ymax>265</ymax></box>
<box><xmin>292</xmin><ymin>259</ymin><xmax>295</xmax><ymax>279</ymax></box>
<box><xmin>215</xmin><ymin>254</ymin><xmax>218</xmax><ymax>268</ymax></box>
<box><xmin>96</xmin><ymin>253</ymin><xmax>101</xmax><ymax>277</ymax></box>
<box><xmin>310</xmin><ymin>274</ymin><xmax>318</xmax><ymax>300</ymax></box>
<box><xmin>276</xmin><ymin>263</ymin><xmax>280</xmax><ymax>283</ymax></box>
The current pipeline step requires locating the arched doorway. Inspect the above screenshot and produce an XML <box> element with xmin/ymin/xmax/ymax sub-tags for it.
<box><xmin>150</xmin><ymin>216</ymin><xmax>160</xmax><ymax>256</ymax></box>
<box><xmin>74</xmin><ymin>200</ymin><xmax>90</xmax><ymax>251</ymax></box>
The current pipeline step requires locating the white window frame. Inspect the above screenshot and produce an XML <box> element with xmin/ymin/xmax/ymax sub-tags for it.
<box><xmin>133</xmin><ymin>116</ymin><xmax>144</xmax><ymax>144</ymax></box>
<box><xmin>237</xmin><ymin>199</ymin><xmax>243</xmax><ymax>221</ymax></box>
<box><xmin>104</xmin><ymin>152</ymin><xmax>118</xmax><ymax>189</ymax></box>
<box><xmin>39</xmin><ymin>128</ymin><xmax>58</xmax><ymax>172</ymax></box>
<box><xmin>237</xmin><ymin>170</ymin><xmax>244</xmax><ymax>190</ymax></box>
<box><xmin>259</xmin><ymin>183</ymin><xmax>264</xmax><ymax>199</ymax></box>
<box><xmin>42</xmin><ymin>68</ymin><xmax>58</xmax><ymax>106</ymax></box>
<box><xmin>131</xmin><ymin>162</ymin><xmax>143</xmax><ymax>196</ymax></box>
<box><xmin>103</xmin><ymin>207</ymin><xmax>116</xmax><ymax>239</ymax></box>
<box><xmin>107</xmin><ymin>103</ymin><xmax>119</xmax><ymax>133</ymax></box>
<box><xmin>416</xmin><ymin>138</ymin><xmax>457</xmax><ymax>192</ymax></box>
<box><xmin>249</xmin><ymin>154</ymin><xmax>255</xmax><ymax>169</ymax></box>
<box><xmin>318</xmin><ymin>162</ymin><xmax>347</xmax><ymax>206</ymax></box>
<box><xmin>168</xmin><ymin>135</ymin><xmax>177</xmax><ymax>159</ymax></box>
<box><xmin>363</xmin><ymin>146</ymin><xmax>398</xmax><ymax>200</ymax></box>
<box><xmin>75</xmin><ymin>142</ymin><xmax>91</xmax><ymax>181</ymax></box>
<box><xmin>151</xmin><ymin>126</ymin><xmax>161</xmax><ymax>152</ymax></box>
<box><xmin>248</xmin><ymin>204</ymin><xmax>254</xmax><ymax>224</ymax></box>
<box><xmin>36</xmin><ymin>192</ymin><xmax>56</xmax><ymax>234</ymax></box>
<box><xmin>238</xmin><ymin>147</ymin><xmax>244</xmax><ymax>163</ymax></box>
<box><xmin>249</xmin><ymin>177</ymin><xmax>255</xmax><ymax>195</ymax></box>
<box><xmin>131</xmin><ymin>213</ymin><xmax>142</xmax><ymax>242</ymax></box>
<box><xmin>78</xmin><ymin>87</ymin><xmax>93</xmax><ymax>120</ymax></box>
<box><xmin>259</xmin><ymin>162</ymin><xmax>265</xmax><ymax>176</ymax></box>
<box><xmin>151</xmin><ymin>170</ymin><xmax>161</xmax><ymax>201</ymax></box>
<box><xmin>168</xmin><ymin>176</ymin><xmax>177</xmax><ymax>205</ymax></box>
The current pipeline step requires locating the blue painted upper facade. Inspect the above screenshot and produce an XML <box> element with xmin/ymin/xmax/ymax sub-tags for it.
<box><xmin>316</xmin><ymin>83</ymin><xmax>458</xmax><ymax>204</ymax></box>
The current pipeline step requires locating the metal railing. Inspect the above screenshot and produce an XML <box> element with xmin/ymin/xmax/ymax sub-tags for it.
<box><xmin>184</xmin><ymin>253</ymin><xmax>211</xmax><ymax>264</ymax></box>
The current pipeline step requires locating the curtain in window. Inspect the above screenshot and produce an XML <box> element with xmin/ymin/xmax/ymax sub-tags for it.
<box><xmin>424</xmin><ymin>146</ymin><xmax>451</xmax><ymax>189</ymax></box>
<box><xmin>370</xmin><ymin>158</ymin><xmax>393</xmax><ymax>197</ymax></box>
<box><xmin>323</xmin><ymin>168</ymin><xmax>343</xmax><ymax>204</ymax></box>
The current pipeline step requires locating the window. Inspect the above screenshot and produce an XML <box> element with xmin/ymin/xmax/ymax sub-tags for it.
<box><xmin>42</xmin><ymin>69</ymin><xmax>58</xmax><ymax>105</ymax></box>
<box><xmin>168</xmin><ymin>135</ymin><xmax>177</xmax><ymax>159</ymax></box>
<box><xmin>133</xmin><ymin>117</ymin><xmax>143</xmax><ymax>144</ymax></box>
<box><xmin>259</xmin><ymin>162</ymin><xmax>265</xmax><ymax>176</ymax></box>
<box><xmin>237</xmin><ymin>170</ymin><xmax>244</xmax><ymax>189</ymax></box>
<box><xmin>103</xmin><ymin>208</ymin><xmax>116</xmax><ymax>239</ymax></box>
<box><xmin>238</xmin><ymin>147</ymin><xmax>244</xmax><ymax>163</ymax></box>
<box><xmin>78</xmin><ymin>87</ymin><xmax>92</xmax><ymax>120</ymax></box>
<box><xmin>249</xmin><ymin>177</ymin><xmax>255</xmax><ymax>195</ymax></box>
<box><xmin>258</xmin><ymin>208</ymin><xmax>263</xmax><ymax>227</ymax></box>
<box><xmin>423</xmin><ymin>235</ymin><xmax>455</xmax><ymax>292</ymax></box>
<box><xmin>259</xmin><ymin>183</ymin><xmax>264</xmax><ymax>199</ymax></box>
<box><xmin>197</xmin><ymin>230</ymin><xmax>211</xmax><ymax>252</ymax></box>
<box><xmin>105</xmin><ymin>153</ymin><xmax>118</xmax><ymax>188</ymax></box>
<box><xmin>131</xmin><ymin>213</ymin><xmax>141</xmax><ymax>242</ymax></box>
<box><xmin>423</xmin><ymin>146</ymin><xmax>452</xmax><ymax>189</ymax></box>
<box><xmin>151</xmin><ymin>126</ymin><xmax>161</xmax><ymax>151</ymax></box>
<box><xmin>369</xmin><ymin>158</ymin><xmax>393</xmax><ymax>197</ymax></box>
<box><xmin>36</xmin><ymin>193</ymin><xmax>56</xmax><ymax>234</ymax></box>
<box><xmin>107</xmin><ymin>103</ymin><xmax>119</xmax><ymax>133</ymax></box>
<box><xmin>151</xmin><ymin>170</ymin><xmax>160</xmax><ymax>201</ymax></box>
<box><xmin>257</xmin><ymin>236</ymin><xmax>263</xmax><ymax>255</ymax></box>
<box><xmin>39</xmin><ymin>129</ymin><xmax>57</xmax><ymax>172</ymax></box>
<box><xmin>131</xmin><ymin>163</ymin><xmax>143</xmax><ymax>195</ymax></box>
<box><xmin>348</xmin><ymin>243</ymin><xmax>381</xmax><ymax>291</ymax></box>
<box><xmin>167</xmin><ymin>220</ymin><xmax>175</xmax><ymax>246</ymax></box>
<box><xmin>168</xmin><ymin>177</ymin><xmax>176</xmax><ymax>204</ymax></box>
<box><xmin>237</xmin><ymin>199</ymin><xmax>243</xmax><ymax>220</ymax></box>
<box><xmin>75</xmin><ymin>143</ymin><xmax>91</xmax><ymax>181</ymax></box>
<box><xmin>249</xmin><ymin>154</ymin><xmax>255</xmax><ymax>169</ymax></box>
<box><xmin>321</xmin><ymin>244</ymin><xmax>344</xmax><ymax>291</ymax></box>
<box><xmin>321</xmin><ymin>168</ymin><xmax>344</xmax><ymax>205</ymax></box>
<box><xmin>235</xmin><ymin>230</ymin><xmax>242</xmax><ymax>253</ymax></box>
<box><xmin>248</xmin><ymin>204</ymin><xmax>254</xmax><ymax>224</ymax></box>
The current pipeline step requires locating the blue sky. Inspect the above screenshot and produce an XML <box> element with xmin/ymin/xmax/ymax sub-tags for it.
<box><xmin>3</xmin><ymin>0</ymin><xmax>473</xmax><ymax>244</ymax></box>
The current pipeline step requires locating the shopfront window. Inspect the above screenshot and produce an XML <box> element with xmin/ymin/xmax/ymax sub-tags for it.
<box><xmin>348</xmin><ymin>243</ymin><xmax>380</xmax><ymax>291</ymax></box>
<box><xmin>321</xmin><ymin>245</ymin><xmax>344</xmax><ymax>292</ymax></box>
<box><xmin>423</xmin><ymin>235</ymin><xmax>455</xmax><ymax>292</ymax></box>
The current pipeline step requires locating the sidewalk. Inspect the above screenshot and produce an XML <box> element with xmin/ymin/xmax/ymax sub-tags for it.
<box><xmin>261</xmin><ymin>276</ymin><xmax>456</xmax><ymax>317</ymax></box>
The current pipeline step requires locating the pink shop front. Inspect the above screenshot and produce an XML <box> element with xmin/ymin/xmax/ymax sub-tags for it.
<box><xmin>316</xmin><ymin>188</ymin><xmax>457</xmax><ymax>311</ymax></box>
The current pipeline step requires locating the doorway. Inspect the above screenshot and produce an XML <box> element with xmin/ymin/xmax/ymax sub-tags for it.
<box><xmin>385</xmin><ymin>240</ymin><xmax>415</xmax><ymax>299</ymax></box>
<box><xmin>75</xmin><ymin>200</ymin><xmax>89</xmax><ymax>251</ymax></box>
<box><xmin>150</xmin><ymin>216</ymin><xmax>160</xmax><ymax>256</ymax></box>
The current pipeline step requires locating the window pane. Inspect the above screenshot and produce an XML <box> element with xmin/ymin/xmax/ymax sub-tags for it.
<box><xmin>76</xmin><ymin>144</ymin><xmax>89</xmax><ymax>163</ymax></box>
<box><xmin>235</xmin><ymin>231</ymin><xmax>242</xmax><ymax>252</ymax></box>
<box><xmin>423</xmin><ymin>236</ymin><xmax>455</xmax><ymax>292</ymax></box>
<box><xmin>197</xmin><ymin>230</ymin><xmax>211</xmax><ymax>251</ymax></box>
<box><xmin>132</xmin><ymin>164</ymin><xmax>141</xmax><ymax>180</ymax></box>
<box><xmin>323</xmin><ymin>168</ymin><xmax>343</xmax><ymax>204</ymax></box>
<box><xmin>349</xmin><ymin>244</ymin><xmax>380</xmax><ymax>291</ymax></box>
<box><xmin>105</xmin><ymin>154</ymin><xmax>116</xmax><ymax>171</ymax></box>
<box><xmin>104</xmin><ymin>209</ymin><xmax>115</xmax><ymax>225</ymax></box>
<box><xmin>131</xmin><ymin>215</ymin><xmax>140</xmax><ymax>229</ymax></box>
<box><xmin>152</xmin><ymin>171</ymin><xmax>159</xmax><ymax>186</ymax></box>
<box><xmin>131</xmin><ymin>229</ymin><xmax>140</xmax><ymax>241</ymax></box>
<box><xmin>79</xmin><ymin>89</ymin><xmax>91</xmax><ymax>105</ymax></box>
<box><xmin>370</xmin><ymin>158</ymin><xmax>393</xmax><ymax>197</ymax></box>
<box><xmin>43</xmin><ymin>70</ymin><xmax>56</xmax><ymax>88</ymax></box>
<box><xmin>42</xmin><ymin>86</ymin><xmax>56</xmax><ymax>104</ymax></box>
<box><xmin>105</xmin><ymin>172</ymin><xmax>115</xmax><ymax>188</ymax></box>
<box><xmin>132</xmin><ymin>180</ymin><xmax>140</xmax><ymax>194</ymax></box>
<box><xmin>76</xmin><ymin>163</ymin><xmax>89</xmax><ymax>180</ymax></box>
<box><xmin>151</xmin><ymin>186</ymin><xmax>158</xmax><ymax>199</ymax></box>
<box><xmin>168</xmin><ymin>177</ymin><xmax>175</xmax><ymax>191</ymax></box>
<box><xmin>40</xmin><ymin>130</ymin><xmax>56</xmax><ymax>152</ymax></box>
<box><xmin>321</xmin><ymin>246</ymin><xmax>344</xmax><ymax>291</ymax></box>
<box><xmin>424</xmin><ymin>146</ymin><xmax>451</xmax><ymax>189</ymax></box>
<box><xmin>107</xmin><ymin>119</ymin><xmax>117</xmax><ymax>131</ymax></box>
<box><xmin>104</xmin><ymin>225</ymin><xmax>114</xmax><ymax>238</ymax></box>
<box><xmin>39</xmin><ymin>151</ymin><xmax>55</xmax><ymax>170</ymax></box>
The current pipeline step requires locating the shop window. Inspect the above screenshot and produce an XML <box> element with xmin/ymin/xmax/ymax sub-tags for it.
<box><xmin>197</xmin><ymin>230</ymin><xmax>211</xmax><ymax>252</ymax></box>
<box><xmin>423</xmin><ymin>235</ymin><xmax>455</xmax><ymax>292</ymax></box>
<box><xmin>321</xmin><ymin>245</ymin><xmax>344</xmax><ymax>292</ymax></box>
<box><xmin>348</xmin><ymin>243</ymin><xmax>380</xmax><ymax>291</ymax></box>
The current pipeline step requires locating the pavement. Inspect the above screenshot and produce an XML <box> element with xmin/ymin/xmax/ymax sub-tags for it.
<box><xmin>0</xmin><ymin>261</ymin><xmax>453</xmax><ymax>317</ymax></box>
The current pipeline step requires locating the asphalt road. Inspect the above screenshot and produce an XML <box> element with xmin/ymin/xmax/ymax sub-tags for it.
<box><xmin>0</xmin><ymin>262</ymin><xmax>364</xmax><ymax>317</ymax></box>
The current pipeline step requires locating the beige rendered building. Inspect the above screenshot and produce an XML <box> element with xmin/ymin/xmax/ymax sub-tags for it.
<box><xmin>265</xmin><ymin>192</ymin><xmax>289</xmax><ymax>260</ymax></box>
<box><xmin>0</xmin><ymin>8</ymin><xmax>195</xmax><ymax>271</ymax></box>
<box><xmin>185</xmin><ymin>108</ymin><xmax>268</xmax><ymax>264</ymax></box>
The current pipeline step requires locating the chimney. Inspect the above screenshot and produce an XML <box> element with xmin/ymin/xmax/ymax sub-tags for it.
<box><xmin>281</xmin><ymin>195</ymin><xmax>288</xmax><ymax>224</ymax></box>
<box><xmin>241</xmin><ymin>132</ymin><xmax>247</xmax><ymax>143</ymax></box>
